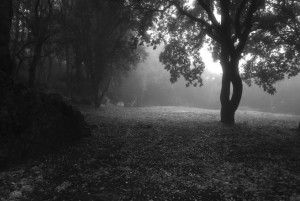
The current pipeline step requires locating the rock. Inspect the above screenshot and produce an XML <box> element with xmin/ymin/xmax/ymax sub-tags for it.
<box><xmin>0</xmin><ymin>72</ymin><xmax>91</xmax><ymax>169</ymax></box>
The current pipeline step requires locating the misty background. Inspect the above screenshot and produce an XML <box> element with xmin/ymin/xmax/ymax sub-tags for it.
<box><xmin>20</xmin><ymin>44</ymin><xmax>300</xmax><ymax>115</ymax></box>
<box><xmin>105</xmin><ymin>46</ymin><xmax>300</xmax><ymax>115</ymax></box>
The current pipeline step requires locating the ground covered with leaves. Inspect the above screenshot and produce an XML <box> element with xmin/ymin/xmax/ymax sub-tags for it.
<box><xmin>1</xmin><ymin>106</ymin><xmax>300</xmax><ymax>201</ymax></box>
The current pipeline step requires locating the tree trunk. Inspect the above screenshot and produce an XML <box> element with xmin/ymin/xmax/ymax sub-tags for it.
<box><xmin>0</xmin><ymin>0</ymin><xmax>13</xmax><ymax>75</ymax></box>
<box><xmin>65</xmin><ymin>47</ymin><xmax>73</xmax><ymax>100</ymax></box>
<box><xmin>28</xmin><ymin>44</ymin><xmax>42</xmax><ymax>87</ymax></box>
<box><xmin>220</xmin><ymin>52</ymin><xmax>243</xmax><ymax>124</ymax></box>
<box><xmin>15</xmin><ymin>23</ymin><xmax>27</xmax><ymax>80</ymax></box>
<box><xmin>93</xmin><ymin>81</ymin><xmax>101</xmax><ymax>108</ymax></box>
<box><xmin>11</xmin><ymin>0</ymin><xmax>21</xmax><ymax>79</ymax></box>
<box><xmin>98</xmin><ymin>76</ymin><xmax>112</xmax><ymax>107</ymax></box>
<box><xmin>46</xmin><ymin>55</ymin><xmax>53</xmax><ymax>83</ymax></box>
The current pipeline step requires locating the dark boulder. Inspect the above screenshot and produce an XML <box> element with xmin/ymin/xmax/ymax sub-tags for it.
<box><xmin>0</xmin><ymin>72</ymin><xmax>91</xmax><ymax>169</ymax></box>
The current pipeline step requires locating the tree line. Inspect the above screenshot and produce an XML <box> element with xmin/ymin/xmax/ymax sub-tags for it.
<box><xmin>7</xmin><ymin>0</ymin><xmax>147</xmax><ymax>107</ymax></box>
<box><xmin>1</xmin><ymin>0</ymin><xmax>300</xmax><ymax>124</ymax></box>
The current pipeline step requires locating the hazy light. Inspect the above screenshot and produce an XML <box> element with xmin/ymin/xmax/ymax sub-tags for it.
<box><xmin>200</xmin><ymin>45</ymin><xmax>222</xmax><ymax>74</ymax></box>
<box><xmin>213</xmin><ymin>8</ymin><xmax>221</xmax><ymax>23</ymax></box>
<box><xmin>186</xmin><ymin>0</ymin><xmax>195</xmax><ymax>9</ymax></box>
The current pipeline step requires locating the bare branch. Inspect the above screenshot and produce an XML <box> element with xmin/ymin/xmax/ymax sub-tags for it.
<box><xmin>172</xmin><ymin>1</ymin><xmax>220</xmax><ymax>42</ymax></box>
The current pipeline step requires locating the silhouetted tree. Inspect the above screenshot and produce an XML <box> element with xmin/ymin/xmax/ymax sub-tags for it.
<box><xmin>11</xmin><ymin>0</ymin><xmax>60</xmax><ymax>87</ymax></box>
<box><xmin>67</xmin><ymin>0</ymin><xmax>146</xmax><ymax>107</ymax></box>
<box><xmin>132</xmin><ymin>0</ymin><xmax>265</xmax><ymax>123</ymax></box>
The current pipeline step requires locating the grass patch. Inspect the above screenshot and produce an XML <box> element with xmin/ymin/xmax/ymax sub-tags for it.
<box><xmin>1</xmin><ymin>106</ymin><xmax>300</xmax><ymax>200</ymax></box>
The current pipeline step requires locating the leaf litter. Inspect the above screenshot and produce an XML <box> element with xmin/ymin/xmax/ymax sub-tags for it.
<box><xmin>0</xmin><ymin>105</ymin><xmax>300</xmax><ymax>201</ymax></box>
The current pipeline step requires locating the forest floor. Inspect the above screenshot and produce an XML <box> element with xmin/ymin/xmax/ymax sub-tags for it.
<box><xmin>1</xmin><ymin>105</ymin><xmax>300</xmax><ymax>201</ymax></box>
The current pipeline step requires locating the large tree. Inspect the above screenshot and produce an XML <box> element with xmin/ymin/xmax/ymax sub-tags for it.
<box><xmin>133</xmin><ymin>0</ymin><xmax>265</xmax><ymax>123</ymax></box>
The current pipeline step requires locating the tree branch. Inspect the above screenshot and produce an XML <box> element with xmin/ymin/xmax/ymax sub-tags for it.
<box><xmin>172</xmin><ymin>1</ymin><xmax>211</xmax><ymax>29</ymax></box>
<box><xmin>235</xmin><ymin>0</ymin><xmax>248</xmax><ymax>38</ymax></box>
<box><xmin>172</xmin><ymin>1</ymin><xmax>220</xmax><ymax>42</ymax></box>
<box><xmin>237</xmin><ymin>0</ymin><xmax>262</xmax><ymax>54</ymax></box>
<box><xmin>220</xmin><ymin>0</ymin><xmax>231</xmax><ymax>29</ymax></box>
<box><xmin>196</xmin><ymin>0</ymin><xmax>219</xmax><ymax>27</ymax></box>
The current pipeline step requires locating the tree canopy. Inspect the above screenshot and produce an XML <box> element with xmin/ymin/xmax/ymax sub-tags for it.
<box><xmin>4</xmin><ymin>0</ymin><xmax>300</xmax><ymax>123</ymax></box>
<box><xmin>9</xmin><ymin>0</ymin><xmax>147</xmax><ymax>107</ymax></box>
<box><xmin>132</xmin><ymin>0</ymin><xmax>267</xmax><ymax>123</ymax></box>
<box><xmin>243</xmin><ymin>0</ymin><xmax>300</xmax><ymax>94</ymax></box>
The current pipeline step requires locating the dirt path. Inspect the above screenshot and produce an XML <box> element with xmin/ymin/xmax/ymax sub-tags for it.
<box><xmin>1</xmin><ymin>106</ymin><xmax>300</xmax><ymax>200</ymax></box>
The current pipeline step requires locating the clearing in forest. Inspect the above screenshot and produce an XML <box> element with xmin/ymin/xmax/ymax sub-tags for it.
<box><xmin>1</xmin><ymin>106</ymin><xmax>300</xmax><ymax>201</ymax></box>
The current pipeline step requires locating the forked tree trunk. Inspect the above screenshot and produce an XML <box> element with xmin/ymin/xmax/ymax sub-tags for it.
<box><xmin>220</xmin><ymin>71</ymin><xmax>243</xmax><ymax>124</ymax></box>
<box><xmin>220</xmin><ymin>51</ymin><xmax>243</xmax><ymax>124</ymax></box>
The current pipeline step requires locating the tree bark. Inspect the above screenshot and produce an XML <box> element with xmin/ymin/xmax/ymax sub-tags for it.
<box><xmin>46</xmin><ymin>55</ymin><xmax>53</xmax><ymax>83</ymax></box>
<box><xmin>0</xmin><ymin>0</ymin><xmax>13</xmax><ymax>75</ymax></box>
<box><xmin>93</xmin><ymin>76</ymin><xmax>111</xmax><ymax>108</ymax></box>
<box><xmin>66</xmin><ymin>47</ymin><xmax>72</xmax><ymax>100</ymax></box>
<box><xmin>93</xmin><ymin>80</ymin><xmax>101</xmax><ymax>108</ymax></box>
<box><xmin>220</xmin><ymin>50</ymin><xmax>243</xmax><ymax>124</ymax></box>
<box><xmin>98</xmin><ymin>76</ymin><xmax>112</xmax><ymax>107</ymax></box>
<box><xmin>28</xmin><ymin>44</ymin><xmax>42</xmax><ymax>87</ymax></box>
<box><xmin>11</xmin><ymin>0</ymin><xmax>21</xmax><ymax>79</ymax></box>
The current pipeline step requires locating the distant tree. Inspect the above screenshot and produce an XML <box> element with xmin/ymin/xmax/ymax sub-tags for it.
<box><xmin>12</xmin><ymin>0</ymin><xmax>60</xmax><ymax>87</ymax></box>
<box><xmin>132</xmin><ymin>0</ymin><xmax>265</xmax><ymax>124</ymax></box>
<box><xmin>8</xmin><ymin>0</ymin><xmax>146</xmax><ymax>105</ymax></box>
<box><xmin>66</xmin><ymin>0</ymin><xmax>146</xmax><ymax>107</ymax></box>
<box><xmin>0</xmin><ymin>0</ymin><xmax>13</xmax><ymax>75</ymax></box>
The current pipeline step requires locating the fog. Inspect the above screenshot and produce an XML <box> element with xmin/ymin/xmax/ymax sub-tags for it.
<box><xmin>116</xmin><ymin>46</ymin><xmax>300</xmax><ymax>115</ymax></box>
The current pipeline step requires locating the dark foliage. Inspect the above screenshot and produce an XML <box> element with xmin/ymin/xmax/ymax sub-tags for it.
<box><xmin>243</xmin><ymin>0</ymin><xmax>300</xmax><ymax>94</ymax></box>
<box><xmin>0</xmin><ymin>72</ymin><xmax>91</xmax><ymax>169</ymax></box>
